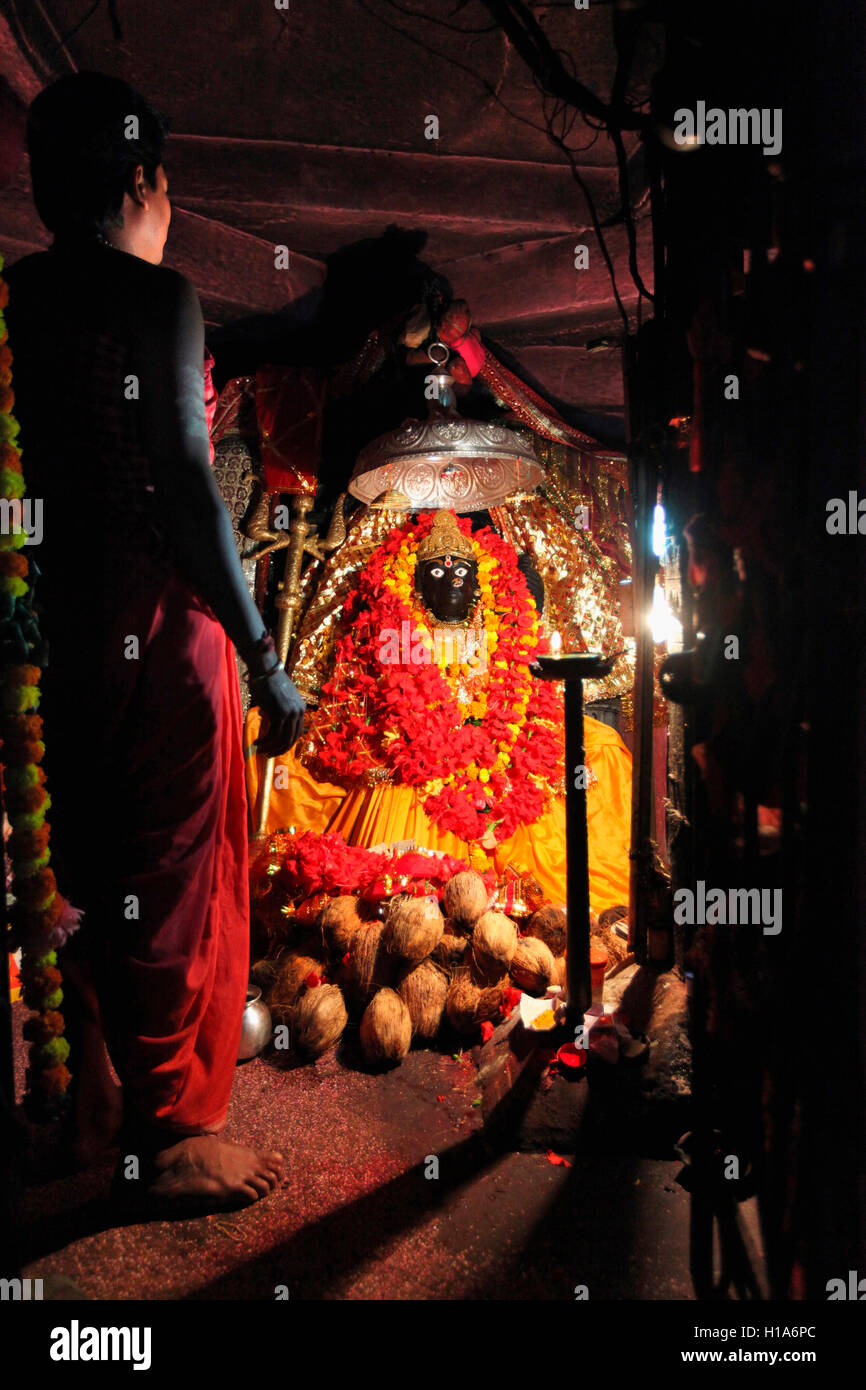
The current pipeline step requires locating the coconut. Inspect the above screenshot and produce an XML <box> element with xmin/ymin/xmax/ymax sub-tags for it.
<box><xmin>267</xmin><ymin>952</ymin><xmax>326</xmax><ymax>1018</ymax></box>
<box><xmin>594</xmin><ymin>905</ymin><xmax>629</xmax><ymax>966</ymax></box>
<box><xmin>294</xmin><ymin>928</ymin><xmax>329</xmax><ymax>961</ymax></box>
<box><xmin>249</xmin><ymin>957</ymin><xmax>278</xmax><ymax>995</ymax></box>
<box><xmin>433</xmin><ymin>930</ymin><xmax>469</xmax><ymax>970</ymax></box>
<box><xmin>471</xmin><ymin>910</ymin><xmax>518</xmax><ymax>974</ymax></box>
<box><xmin>396</xmin><ymin>959</ymin><xmax>448</xmax><ymax>1040</ymax></box>
<box><xmin>592</xmin><ymin>923</ymin><xmax>629</xmax><ymax>968</ymax></box>
<box><xmin>386</xmin><ymin>894</ymin><xmax>444</xmax><ymax>964</ymax></box>
<box><xmin>510</xmin><ymin>936</ymin><xmax>556</xmax><ymax>995</ymax></box>
<box><xmin>344</xmin><ymin>920</ymin><xmax>393</xmax><ymax>1009</ymax></box>
<box><xmin>289</xmin><ymin>984</ymin><xmax>348</xmax><ymax>1060</ymax></box>
<box><xmin>468</xmin><ymin>953</ymin><xmax>506</xmax><ymax>990</ymax></box>
<box><xmin>444</xmin><ymin>914</ymin><xmax>473</xmax><ymax>940</ymax></box>
<box><xmin>442</xmin><ymin>870</ymin><xmax>488</xmax><ymax>928</ymax></box>
<box><xmin>360</xmin><ymin>987</ymin><xmax>412</xmax><ymax>1066</ymax></box>
<box><xmin>552</xmin><ymin>954</ymin><xmax>567</xmax><ymax>989</ymax></box>
<box><xmin>318</xmin><ymin>895</ymin><xmax>364</xmax><ymax>957</ymax></box>
<box><xmin>524</xmin><ymin>905</ymin><xmax>567</xmax><ymax>957</ymax></box>
<box><xmin>446</xmin><ymin>966</ymin><xmax>506</xmax><ymax>1034</ymax></box>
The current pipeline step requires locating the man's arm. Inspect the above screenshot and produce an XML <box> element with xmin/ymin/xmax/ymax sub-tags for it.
<box><xmin>132</xmin><ymin>268</ymin><xmax>304</xmax><ymax>753</ymax></box>
<box><xmin>132</xmin><ymin>269</ymin><xmax>271</xmax><ymax>661</ymax></box>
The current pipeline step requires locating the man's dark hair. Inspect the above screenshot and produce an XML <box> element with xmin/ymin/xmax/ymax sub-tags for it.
<box><xmin>26</xmin><ymin>71</ymin><xmax>169</xmax><ymax>237</ymax></box>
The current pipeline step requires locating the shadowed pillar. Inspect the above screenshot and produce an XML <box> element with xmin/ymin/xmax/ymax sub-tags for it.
<box><xmin>535</xmin><ymin>651</ymin><xmax>615</xmax><ymax>1027</ymax></box>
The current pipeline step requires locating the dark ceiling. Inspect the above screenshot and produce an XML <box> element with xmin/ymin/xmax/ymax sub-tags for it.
<box><xmin>0</xmin><ymin>0</ymin><xmax>661</xmax><ymax>422</ymax></box>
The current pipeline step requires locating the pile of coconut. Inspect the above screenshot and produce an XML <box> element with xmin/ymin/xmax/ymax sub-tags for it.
<box><xmin>255</xmin><ymin>869</ymin><xmax>571</xmax><ymax>1070</ymax></box>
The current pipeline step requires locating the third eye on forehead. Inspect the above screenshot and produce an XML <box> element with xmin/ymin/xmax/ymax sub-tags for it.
<box><xmin>430</xmin><ymin>562</ymin><xmax>468</xmax><ymax>578</ymax></box>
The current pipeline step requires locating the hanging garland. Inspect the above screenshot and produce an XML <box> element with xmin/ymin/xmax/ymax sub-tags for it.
<box><xmin>0</xmin><ymin>250</ymin><xmax>81</xmax><ymax>1121</ymax></box>
<box><xmin>304</xmin><ymin>512</ymin><xmax>566</xmax><ymax>843</ymax></box>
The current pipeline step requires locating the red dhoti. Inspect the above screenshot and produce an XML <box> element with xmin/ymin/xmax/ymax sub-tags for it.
<box><xmin>43</xmin><ymin>547</ymin><xmax>249</xmax><ymax>1139</ymax></box>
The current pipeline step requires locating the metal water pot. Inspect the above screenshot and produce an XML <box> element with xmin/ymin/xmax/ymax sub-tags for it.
<box><xmin>237</xmin><ymin>986</ymin><xmax>272</xmax><ymax>1061</ymax></box>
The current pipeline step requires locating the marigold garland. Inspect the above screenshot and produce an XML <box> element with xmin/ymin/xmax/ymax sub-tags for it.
<box><xmin>0</xmin><ymin>250</ymin><xmax>82</xmax><ymax>1122</ymax></box>
<box><xmin>304</xmin><ymin>512</ymin><xmax>565</xmax><ymax>843</ymax></box>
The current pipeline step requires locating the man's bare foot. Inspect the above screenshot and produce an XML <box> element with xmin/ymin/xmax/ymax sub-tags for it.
<box><xmin>144</xmin><ymin>1135</ymin><xmax>284</xmax><ymax>1211</ymax></box>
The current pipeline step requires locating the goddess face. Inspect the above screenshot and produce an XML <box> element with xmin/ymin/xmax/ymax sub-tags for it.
<box><xmin>415</xmin><ymin>552</ymin><xmax>479</xmax><ymax>622</ymax></box>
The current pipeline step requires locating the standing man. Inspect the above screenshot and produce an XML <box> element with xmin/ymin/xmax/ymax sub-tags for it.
<box><xmin>5</xmin><ymin>71</ymin><xmax>303</xmax><ymax>1212</ymax></box>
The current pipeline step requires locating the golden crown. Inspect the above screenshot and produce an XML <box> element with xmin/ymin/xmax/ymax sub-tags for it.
<box><xmin>416</xmin><ymin>510</ymin><xmax>476</xmax><ymax>564</ymax></box>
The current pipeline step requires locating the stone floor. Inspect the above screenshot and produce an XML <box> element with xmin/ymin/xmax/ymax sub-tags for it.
<box><xmin>9</xmin><ymin>970</ymin><xmax>707</xmax><ymax>1301</ymax></box>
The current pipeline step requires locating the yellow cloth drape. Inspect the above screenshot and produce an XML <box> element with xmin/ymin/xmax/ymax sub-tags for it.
<box><xmin>245</xmin><ymin>713</ymin><xmax>632</xmax><ymax>916</ymax></box>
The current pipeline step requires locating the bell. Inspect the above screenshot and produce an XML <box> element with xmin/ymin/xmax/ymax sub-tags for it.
<box><xmin>349</xmin><ymin>341</ymin><xmax>542</xmax><ymax>513</ymax></box>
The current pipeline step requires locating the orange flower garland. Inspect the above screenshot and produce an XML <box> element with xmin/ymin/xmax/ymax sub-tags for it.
<box><xmin>305</xmin><ymin>513</ymin><xmax>565</xmax><ymax>842</ymax></box>
<box><xmin>0</xmin><ymin>250</ymin><xmax>81</xmax><ymax>1120</ymax></box>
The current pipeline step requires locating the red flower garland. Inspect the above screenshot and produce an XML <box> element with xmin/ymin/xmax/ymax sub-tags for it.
<box><xmin>306</xmin><ymin>513</ymin><xmax>564</xmax><ymax>843</ymax></box>
<box><xmin>252</xmin><ymin>828</ymin><xmax>482</xmax><ymax>907</ymax></box>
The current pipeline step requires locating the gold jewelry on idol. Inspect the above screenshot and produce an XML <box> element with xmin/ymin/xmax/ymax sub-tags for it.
<box><xmin>415</xmin><ymin>510</ymin><xmax>476</xmax><ymax>565</ymax></box>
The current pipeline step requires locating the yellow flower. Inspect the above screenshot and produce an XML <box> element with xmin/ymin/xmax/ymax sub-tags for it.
<box><xmin>478</xmin><ymin>769</ymin><xmax>490</xmax><ymax>783</ymax></box>
<box><xmin>0</xmin><ymin>530</ymin><xmax>27</xmax><ymax>551</ymax></box>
